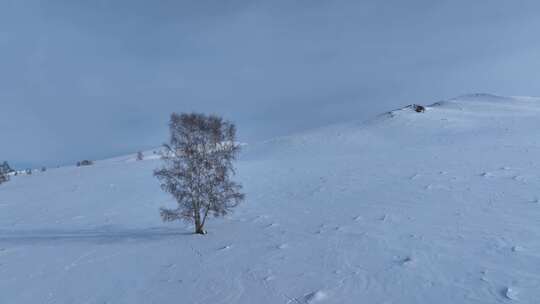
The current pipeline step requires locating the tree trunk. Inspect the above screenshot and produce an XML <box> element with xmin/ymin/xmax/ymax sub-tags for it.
<box><xmin>194</xmin><ymin>211</ymin><xmax>205</xmax><ymax>234</ymax></box>
<box><xmin>195</xmin><ymin>225</ymin><xmax>205</xmax><ymax>234</ymax></box>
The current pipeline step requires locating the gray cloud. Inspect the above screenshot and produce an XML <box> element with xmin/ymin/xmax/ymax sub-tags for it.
<box><xmin>2</xmin><ymin>0</ymin><xmax>540</xmax><ymax>167</ymax></box>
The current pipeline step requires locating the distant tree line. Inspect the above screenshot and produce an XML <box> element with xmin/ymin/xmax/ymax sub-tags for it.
<box><xmin>0</xmin><ymin>162</ymin><xmax>53</xmax><ymax>181</ymax></box>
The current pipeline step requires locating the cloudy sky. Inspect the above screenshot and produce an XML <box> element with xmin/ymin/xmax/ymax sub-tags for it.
<box><xmin>2</xmin><ymin>0</ymin><xmax>540</xmax><ymax>167</ymax></box>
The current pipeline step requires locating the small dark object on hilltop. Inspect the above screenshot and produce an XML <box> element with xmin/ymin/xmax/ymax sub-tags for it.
<box><xmin>413</xmin><ymin>104</ymin><xmax>425</xmax><ymax>113</ymax></box>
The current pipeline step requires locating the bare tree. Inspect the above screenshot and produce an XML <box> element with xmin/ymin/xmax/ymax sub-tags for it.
<box><xmin>154</xmin><ymin>113</ymin><xmax>245</xmax><ymax>234</ymax></box>
<box><xmin>136</xmin><ymin>151</ymin><xmax>144</xmax><ymax>161</ymax></box>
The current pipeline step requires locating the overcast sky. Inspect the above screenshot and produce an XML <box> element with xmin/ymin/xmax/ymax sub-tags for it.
<box><xmin>2</xmin><ymin>0</ymin><xmax>540</xmax><ymax>167</ymax></box>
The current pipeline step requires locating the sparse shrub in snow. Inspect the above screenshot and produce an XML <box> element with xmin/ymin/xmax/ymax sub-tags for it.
<box><xmin>136</xmin><ymin>151</ymin><xmax>144</xmax><ymax>161</ymax></box>
<box><xmin>0</xmin><ymin>161</ymin><xmax>11</xmax><ymax>184</ymax></box>
<box><xmin>1</xmin><ymin>161</ymin><xmax>13</xmax><ymax>173</ymax></box>
<box><xmin>25</xmin><ymin>168</ymin><xmax>32</xmax><ymax>175</ymax></box>
<box><xmin>77</xmin><ymin>160</ymin><xmax>94</xmax><ymax>167</ymax></box>
<box><xmin>154</xmin><ymin>113</ymin><xmax>245</xmax><ymax>235</ymax></box>
<box><xmin>41</xmin><ymin>167</ymin><xmax>47</xmax><ymax>172</ymax></box>
<box><xmin>0</xmin><ymin>173</ymin><xmax>7</xmax><ymax>184</ymax></box>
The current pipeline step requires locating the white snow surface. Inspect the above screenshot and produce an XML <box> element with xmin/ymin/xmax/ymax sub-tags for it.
<box><xmin>2</xmin><ymin>94</ymin><xmax>540</xmax><ymax>303</ymax></box>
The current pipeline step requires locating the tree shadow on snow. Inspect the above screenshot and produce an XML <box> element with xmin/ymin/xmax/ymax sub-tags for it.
<box><xmin>0</xmin><ymin>227</ymin><xmax>194</xmax><ymax>244</ymax></box>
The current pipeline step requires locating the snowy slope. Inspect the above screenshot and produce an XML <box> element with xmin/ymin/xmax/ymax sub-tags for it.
<box><xmin>2</xmin><ymin>94</ymin><xmax>540</xmax><ymax>303</ymax></box>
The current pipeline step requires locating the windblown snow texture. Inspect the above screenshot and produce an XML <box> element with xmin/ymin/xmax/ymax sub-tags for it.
<box><xmin>1</xmin><ymin>94</ymin><xmax>540</xmax><ymax>303</ymax></box>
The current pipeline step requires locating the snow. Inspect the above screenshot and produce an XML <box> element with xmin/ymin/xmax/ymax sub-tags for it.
<box><xmin>2</xmin><ymin>94</ymin><xmax>540</xmax><ymax>303</ymax></box>
<box><xmin>505</xmin><ymin>287</ymin><xmax>519</xmax><ymax>301</ymax></box>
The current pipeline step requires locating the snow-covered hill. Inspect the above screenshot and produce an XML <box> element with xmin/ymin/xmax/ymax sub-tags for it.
<box><xmin>2</xmin><ymin>94</ymin><xmax>540</xmax><ymax>303</ymax></box>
